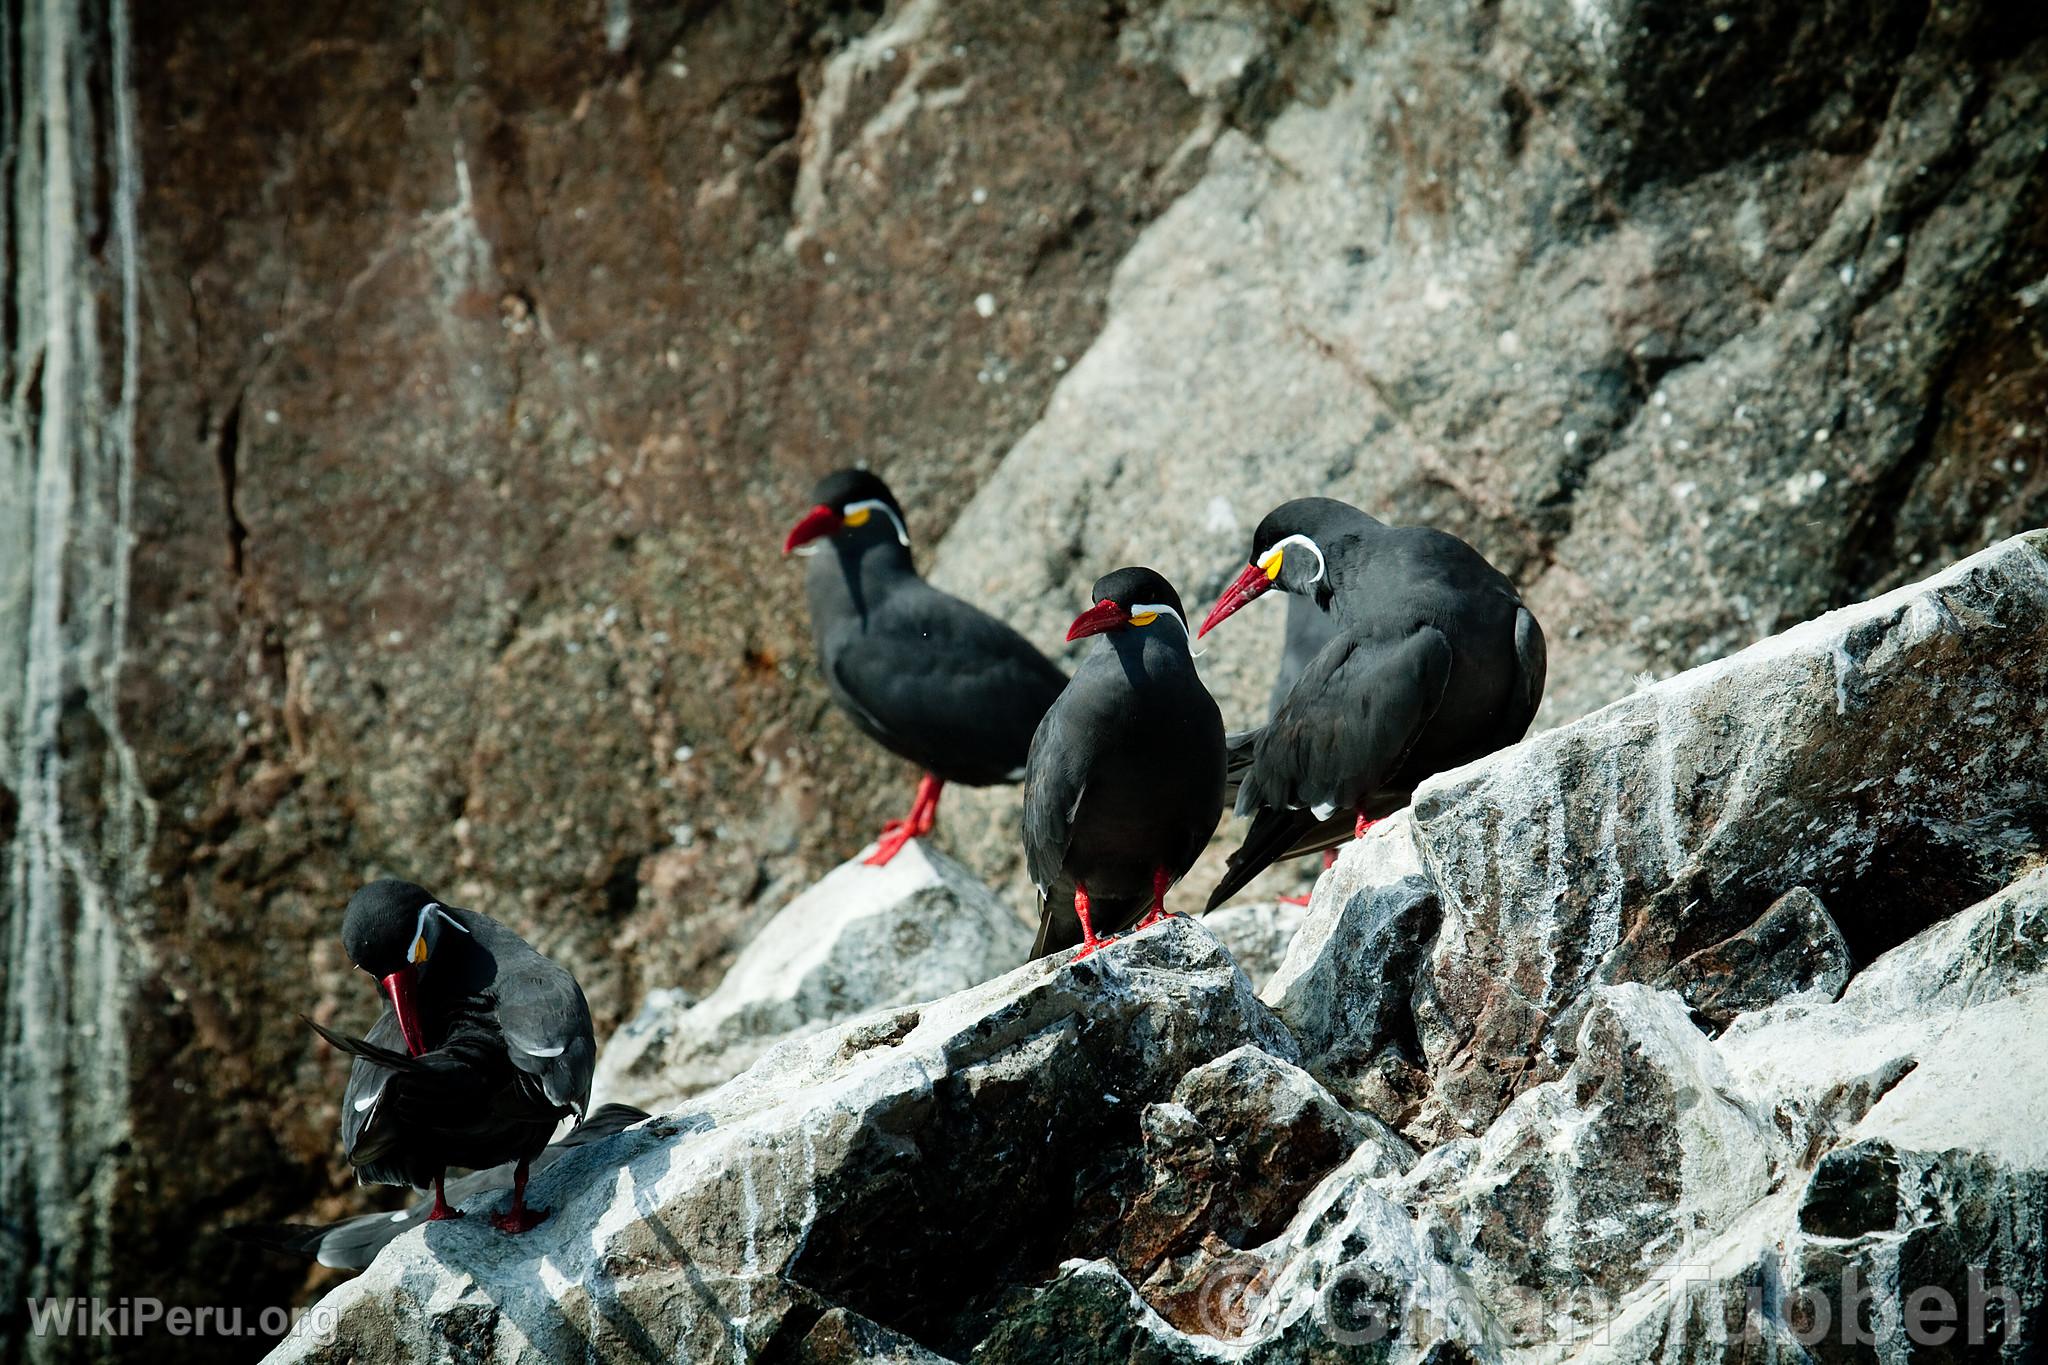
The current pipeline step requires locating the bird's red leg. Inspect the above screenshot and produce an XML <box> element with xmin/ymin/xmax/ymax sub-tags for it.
<box><xmin>1134</xmin><ymin>866</ymin><xmax>1174</xmax><ymax>930</ymax></box>
<box><xmin>865</xmin><ymin>774</ymin><xmax>944</xmax><ymax>866</ymax></box>
<box><xmin>1071</xmin><ymin>882</ymin><xmax>1110</xmax><ymax>960</ymax></box>
<box><xmin>489</xmin><ymin>1156</ymin><xmax>549</xmax><ymax>1234</ymax></box>
<box><xmin>427</xmin><ymin>1172</ymin><xmax>461</xmax><ymax>1222</ymax></box>
<box><xmin>1355</xmin><ymin>810</ymin><xmax>1379</xmax><ymax>840</ymax></box>
<box><xmin>911</xmin><ymin>774</ymin><xmax>943</xmax><ymax>836</ymax></box>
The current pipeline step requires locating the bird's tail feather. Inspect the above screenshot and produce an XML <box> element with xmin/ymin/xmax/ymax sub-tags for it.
<box><xmin>225</xmin><ymin>1222</ymin><xmax>332</xmax><ymax>1259</ymax></box>
<box><xmin>1206</xmin><ymin>806</ymin><xmax>1324</xmax><ymax>911</ymax></box>
<box><xmin>305</xmin><ymin>1017</ymin><xmax>435</xmax><ymax>1073</ymax></box>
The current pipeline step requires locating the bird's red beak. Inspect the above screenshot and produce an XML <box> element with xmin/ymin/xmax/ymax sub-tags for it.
<box><xmin>1198</xmin><ymin>563</ymin><xmax>1276</xmax><ymax>637</ymax></box>
<box><xmin>381</xmin><ymin>967</ymin><xmax>429</xmax><ymax>1057</ymax></box>
<box><xmin>1066</xmin><ymin>599</ymin><xmax>1130</xmax><ymax>641</ymax></box>
<box><xmin>782</xmin><ymin>504</ymin><xmax>842</xmax><ymax>555</ymax></box>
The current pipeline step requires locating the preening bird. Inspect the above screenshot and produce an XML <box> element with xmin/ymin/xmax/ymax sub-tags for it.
<box><xmin>784</xmin><ymin>468</ymin><xmax>1068</xmax><ymax>866</ymax></box>
<box><xmin>231</xmin><ymin>1104</ymin><xmax>647</xmax><ymax>1270</ymax></box>
<box><xmin>1198</xmin><ymin>498</ymin><xmax>1545</xmax><ymax>910</ymax></box>
<box><xmin>307</xmin><ymin>879</ymin><xmax>595</xmax><ymax>1234</ymax></box>
<box><xmin>1024</xmin><ymin>568</ymin><xmax>1225</xmax><ymax>959</ymax></box>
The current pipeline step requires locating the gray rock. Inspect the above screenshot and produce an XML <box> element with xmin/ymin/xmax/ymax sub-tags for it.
<box><xmin>1199</xmin><ymin>900</ymin><xmax>1307</xmax><ymax>991</ymax></box>
<box><xmin>1403</xmin><ymin>984</ymin><xmax>1778</xmax><ymax>1345</ymax></box>
<box><xmin>1657</xmin><ymin>886</ymin><xmax>1852</xmax><ymax>1029</ymax></box>
<box><xmin>1410</xmin><ymin>530</ymin><xmax>2048</xmax><ymax>1136</ymax></box>
<box><xmin>265</xmin><ymin>576</ymin><xmax>2048</xmax><ymax>1365</ymax></box>
<box><xmin>1261</xmin><ymin>814</ymin><xmax>1439</xmax><ymax>1114</ymax></box>
<box><xmin>594</xmin><ymin>843</ymin><xmax>1032</xmax><ymax>1109</ymax></box>
<box><xmin>929</xmin><ymin>0</ymin><xmax>2048</xmax><ymax>900</ymax></box>
<box><xmin>1118</xmin><ymin>1046</ymin><xmax>1412</xmax><ymax>1332</ymax></box>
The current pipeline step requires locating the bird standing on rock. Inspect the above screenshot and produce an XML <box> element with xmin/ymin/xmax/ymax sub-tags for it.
<box><xmin>785</xmin><ymin>468</ymin><xmax>1068</xmax><ymax>866</ymax></box>
<box><xmin>1024</xmin><ymin>568</ymin><xmax>1225</xmax><ymax>959</ymax></box>
<box><xmin>232</xmin><ymin>1103</ymin><xmax>647</xmax><ymax>1270</ymax></box>
<box><xmin>1198</xmin><ymin>498</ymin><xmax>1545</xmax><ymax>910</ymax></box>
<box><xmin>308</xmin><ymin>879</ymin><xmax>595</xmax><ymax>1234</ymax></box>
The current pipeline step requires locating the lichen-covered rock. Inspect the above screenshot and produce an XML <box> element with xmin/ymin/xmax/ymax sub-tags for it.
<box><xmin>593</xmin><ymin>843</ymin><xmax>1031</xmax><ymax>1109</ymax></box>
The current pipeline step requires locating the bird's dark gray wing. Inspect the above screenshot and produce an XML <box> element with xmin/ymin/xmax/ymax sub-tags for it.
<box><xmin>1243</xmin><ymin>627</ymin><xmax>1454</xmax><ymax>817</ymax></box>
<box><xmin>1021</xmin><ymin>705</ymin><xmax>1086</xmax><ymax>907</ymax></box>
<box><xmin>1508</xmin><ymin>605</ymin><xmax>1546</xmax><ymax>739</ymax></box>
<box><xmin>339</xmin><ymin>1010</ymin><xmax>406</xmax><ymax>1158</ymax></box>
<box><xmin>494</xmin><ymin>959</ymin><xmax>596</xmax><ymax>1120</ymax></box>
<box><xmin>830</xmin><ymin>585</ymin><xmax>1067</xmax><ymax>779</ymax></box>
<box><xmin>1207</xmin><ymin>628</ymin><xmax>1452</xmax><ymax>911</ymax></box>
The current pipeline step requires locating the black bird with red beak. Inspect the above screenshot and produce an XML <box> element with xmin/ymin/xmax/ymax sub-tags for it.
<box><xmin>785</xmin><ymin>468</ymin><xmax>1067</xmax><ymax>865</ymax></box>
<box><xmin>1198</xmin><ymin>498</ymin><xmax>1546</xmax><ymax>909</ymax></box>
<box><xmin>1024</xmin><ymin>567</ymin><xmax>1225</xmax><ymax>959</ymax></box>
<box><xmin>231</xmin><ymin>1103</ymin><xmax>648</xmax><ymax>1271</ymax></box>
<box><xmin>307</xmin><ymin>879</ymin><xmax>595</xmax><ymax>1234</ymax></box>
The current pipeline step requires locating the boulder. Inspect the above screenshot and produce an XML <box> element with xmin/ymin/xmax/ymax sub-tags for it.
<box><xmin>1657</xmin><ymin>886</ymin><xmax>1852</xmax><ymax>1029</ymax></box>
<box><xmin>594</xmin><ymin>843</ymin><xmax>1031</xmax><ymax>1109</ymax></box>
<box><xmin>263</xmin><ymin>552</ymin><xmax>2048</xmax><ymax>1364</ymax></box>
<box><xmin>1410</xmin><ymin>529</ymin><xmax>2048</xmax><ymax>1136</ymax></box>
<box><xmin>1261</xmin><ymin>814</ymin><xmax>1439</xmax><ymax>1115</ymax></box>
<box><xmin>1117</xmin><ymin>1046</ymin><xmax>1414</xmax><ymax>1330</ymax></box>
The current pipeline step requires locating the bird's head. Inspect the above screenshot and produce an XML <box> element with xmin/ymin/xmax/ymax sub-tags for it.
<box><xmin>1065</xmin><ymin>566</ymin><xmax>1192</xmax><ymax>641</ymax></box>
<box><xmin>782</xmin><ymin>468</ymin><xmax>911</xmax><ymax>557</ymax></box>
<box><xmin>340</xmin><ymin>878</ymin><xmax>469</xmax><ymax>1056</ymax></box>
<box><xmin>1198</xmin><ymin>499</ymin><xmax>1343</xmax><ymax>637</ymax></box>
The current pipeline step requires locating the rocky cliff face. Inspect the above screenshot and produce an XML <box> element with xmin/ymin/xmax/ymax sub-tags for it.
<box><xmin>262</xmin><ymin>532</ymin><xmax>2048</xmax><ymax>1362</ymax></box>
<box><xmin>3</xmin><ymin>0</ymin><xmax>2045</xmax><ymax>1360</ymax></box>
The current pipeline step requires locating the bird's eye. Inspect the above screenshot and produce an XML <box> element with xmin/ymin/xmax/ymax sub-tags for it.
<box><xmin>1129</xmin><ymin>610</ymin><xmax>1159</xmax><ymax>627</ymax></box>
<box><xmin>1259</xmin><ymin>548</ymin><xmax>1285</xmax><ymax>580</ymax></box>
<box><xmin>843</xmin><ymin>507</ymin><xmax>872</xmax><ymax>528</ymax></box>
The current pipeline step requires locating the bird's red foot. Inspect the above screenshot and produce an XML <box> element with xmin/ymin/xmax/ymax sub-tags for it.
<box><xmin>863</xmin><ymin>821</ymin><xmax>917</xmax><ymax>866</ymax></box>
<box><xmin>1132</xmin><ymin>868</ymin><xmax>1180</xmax><ymax>930</ymax></box>
<box><xmin>864</xmin><ymin>775</ymin><xmax>944</xmax><ymax>865</ymax></box>
<box><xmin>426</xmin><ymin>1177</ymin><xmax>461</xmax><ymax>1221</ymax></box>
<box><xmin>490</xmin><ymin>1204</ymin><xmax>549</xmax><ymax>1234</ymax></box>
<box><xmin>1070</xmin><ymin>883</ymin><xmax>1114</xmax><ymax>959</ymax></box>
<box><xmin>1277</xmin><ymin>892</ymin><xmax>1312</xmax><ymax>907</ymax></box>
<box><xmin>1354</xmin><ymin>813</ymin><xmax>1379</xmax><ymax>840</ymax></box>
